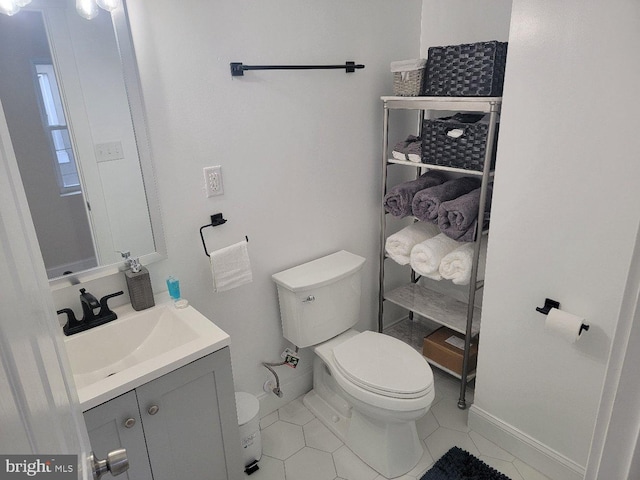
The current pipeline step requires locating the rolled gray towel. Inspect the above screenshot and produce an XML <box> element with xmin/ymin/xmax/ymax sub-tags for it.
<box><xmin>411</xmin><ymin>177</ymin><xmax>481</xmax><ymax>223</ymax></box>
<box><xmin>438</xmin><ymin>183</ymin><xmax>493</xmax><ymax>242</ymax></box>
<box><xmin>384</xmin><ymin>171</ymin><xmax>447</xmax><ymax>218</ymax></box>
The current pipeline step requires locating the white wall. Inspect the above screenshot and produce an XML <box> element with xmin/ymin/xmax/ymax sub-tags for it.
<box><xmin>457</xmin><ymin>0</ymin><xmax>640</xmax><ymax>475</ymax></box>
<box><xmin>420</xmin><ymin>0</ymin><xmax>512</xmax><ymax>57</ymax></box>
<box><xmin>87</xmin><ymin>0</ymin><xmax>421</xmax><ymax>411</ymax></box>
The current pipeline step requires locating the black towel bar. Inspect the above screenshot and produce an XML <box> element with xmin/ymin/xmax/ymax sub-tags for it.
<box><xmin>230</xmin><ymin>61</ymin><xmax>365</xmax><ymax>77</ymax></box>
<box><xmin>199</xmin><ymin>213</ymin><xmax>248</xmax><ymax>257</ymax></box>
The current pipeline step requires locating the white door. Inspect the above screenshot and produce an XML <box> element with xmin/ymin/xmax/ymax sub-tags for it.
<box><xmin>0</xmin><ymin>99</ymin><xmax>92</xmax><ymax>478</ymax></box>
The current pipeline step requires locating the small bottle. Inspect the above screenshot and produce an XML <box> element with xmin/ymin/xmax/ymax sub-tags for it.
<box><xmin>166</xmin><ymin>276</ymin><xmax>181</xmax><ymax>300</ymax></box>
<box><xmin>166</xmin><ymin>276</ymin><xmax>188</xmax><ymax>308</ymax></box>
<box><xmin>121</xmin><ymin>251</ymin><xmax>155</xmax><ymax>311</ymax></box>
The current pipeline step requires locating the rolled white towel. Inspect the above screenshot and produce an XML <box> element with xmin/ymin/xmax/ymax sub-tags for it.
<box><xmin>385</xmin><ymin>222</ymin><xmax>440</xmax><ymax>265</ymax></box>
<box><xmin>439</xmin><ymin>241</ymin><xmax>487</xmax><ymax>285</ymax></box>
<box><xmin>410</xmin><ymin>233</ymin><xmax>460</xmax><ymax>280</ymax></box>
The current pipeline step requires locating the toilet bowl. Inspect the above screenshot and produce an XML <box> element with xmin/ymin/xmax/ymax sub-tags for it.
<box><xmin>303</xmin><ymin>329</ymin><xmax>434</xmax><ymax>478</ymax></box>
<box><xmin>272</xmin><ymin>251</ymin><xmax>435</xmax><ymax>478</ymax></box>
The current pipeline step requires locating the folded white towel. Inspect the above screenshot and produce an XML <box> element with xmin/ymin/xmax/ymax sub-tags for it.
<box><xmin>410</xmin><ymin>233</ymin><xmax>460</xmax><ymax>280</ymax></box>
<box><xmin>392</xmin><ymin>150</ymin><xmax>406</xmax><ymax>162</ymax></box>
<box><xmin>392</xmin><ymin>150</ymin><xmax>422</xmax><ymax>163</ymax></box>
<box><xmin>210</xmin><ymin>240</ymin><xmax>252</xmax><ymax>292</ymax></box>
<box><xmin>439</xmin><ymin>241</ymin><xmax>487</xmax><ymax>285</ymax></box>
<box><xmin>390</xmin><ymin>58</ymin><xmax>427</xmax><ymax>72</ymax></box>
<box><xmin>385</xmin><ymin>222</ymin><xmax>440</xmax><ymax>265</ymax></box>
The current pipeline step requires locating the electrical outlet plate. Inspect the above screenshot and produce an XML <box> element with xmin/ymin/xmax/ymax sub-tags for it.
<box><xmin>281</xmin><ymin>348</ymin><xmax>300</xmax><ymax>368</ymax></box>
<box><xmin>281</xmin><ymin>348</ymin><xmax>297</xmax><ymax>359</ymax></box>
<box><xmin>204</xmin><ymin>165</ymin><xmax>223</xmax><ymax>197</ymax></box>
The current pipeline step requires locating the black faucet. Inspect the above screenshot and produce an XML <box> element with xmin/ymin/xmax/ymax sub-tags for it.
<box><xmin>80</xmin><ymin>288</ymin><xmax>100</xmax><ymax>321</ymax></box>
<box><xmin>58</xmin><ymin>289</ymin><xmax>124</xmax><ymax>336</ymax></box>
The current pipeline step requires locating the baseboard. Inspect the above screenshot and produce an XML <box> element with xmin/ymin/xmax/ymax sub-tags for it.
<box><xmin>257</xmin><ymin>368</ymin><xmax>313</xmax><ymax>418</ymax></box>
<box><xmin>468</xmin><ymin>405</ymin><xmax>585</xmax><ymax>480</ymax></box>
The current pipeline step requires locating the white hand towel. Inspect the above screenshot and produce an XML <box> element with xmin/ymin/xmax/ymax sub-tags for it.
<box><xmin>410</xmin><ymin>233</ymin><xmax>460</xmax><ymax>280</ymax></box>
<box><xmin>210</xmin><ymin>240</ymin><xmax>252</xmax><ymax>292</ymax></box>
<box><xmin>438</xmin><ymin>241</ymin><xmax>487</xmax><ymax>285</ymax></box>
<box><xmin>385</xmin><ymin>222</ymin><xmax>440</xmax><ymax>265</ymax></box>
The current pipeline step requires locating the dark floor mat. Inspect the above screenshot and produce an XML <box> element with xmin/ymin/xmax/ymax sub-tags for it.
<box><xmin>421</xmin><ymin>446</ymin><xmax>512</xmax><ymax>480</ymax></box>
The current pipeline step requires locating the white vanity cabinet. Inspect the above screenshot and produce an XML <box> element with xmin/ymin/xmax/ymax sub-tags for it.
<box><xmin>84</xmin><ymin>347</ymin><xmax>242</xmax><ymax>480</ymax></box>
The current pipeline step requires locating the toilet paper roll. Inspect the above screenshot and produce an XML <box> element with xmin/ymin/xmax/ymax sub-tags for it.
<box><xmin>545</xmin><ymin>308</ymin><xmax>586</xmax><ymax>344</ymax></box>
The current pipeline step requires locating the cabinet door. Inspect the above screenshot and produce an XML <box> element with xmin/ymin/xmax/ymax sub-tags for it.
<box><xmin>137</xmin><ymin>348</ymin><xmax>242</xmax><ymax>480</ymax></box>
<box><xmin>84</xmin><ymin>390</ymin><xmax>154</xmax><ymax>480</ymax></box>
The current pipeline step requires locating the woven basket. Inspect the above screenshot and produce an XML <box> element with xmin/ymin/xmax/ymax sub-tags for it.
<box><xmin>424</xmin><ymin>41</ymin><xmax>507</xmax><ymax>97</ymax></box>
<box><xmin>422</xmin><ymin>116</ymin><xmax>498</xmax><ymax>171</ymax></box>
<box><xmin>393</xmin><ymin>69</ymin><xmax>425</xmax><ymax>96</ymax></box>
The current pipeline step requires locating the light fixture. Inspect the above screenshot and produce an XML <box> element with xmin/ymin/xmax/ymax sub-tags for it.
<box><xmin>76</xmin><ymin>0</ymin><xmax>99</xmax><ymax>19</ymax></box>
<box><xmin>0</xmin><ymin>0</ymin><xmax>119</xmax><ymax>18</ymax></box>
<box><xmin>96</xmin><ymin>0</ymin><xmax>121</xmax><ymax>12</ymax></box>
<box><xmin>0</xmin><ymin>0</ymin><xmax>21</xmax><ymax>16</ymax></box>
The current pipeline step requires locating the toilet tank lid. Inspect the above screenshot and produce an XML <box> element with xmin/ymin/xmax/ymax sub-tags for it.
<box><xmin>272</xmin><ymin>250</ymin><xmax>366</xmax><ymax>292</ymax></box>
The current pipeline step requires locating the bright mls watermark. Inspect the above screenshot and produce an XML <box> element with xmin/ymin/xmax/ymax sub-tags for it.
<box><xmin>0</xmin><ymin>456</ymin><xmax>76</xmax><ymax>480</ymax></box>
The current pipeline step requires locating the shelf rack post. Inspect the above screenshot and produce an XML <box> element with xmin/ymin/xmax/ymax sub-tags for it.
<box><xmin>378</xmin><ymin>104</ymin><xmax>390</xmax><ymax>333</ymax></box>
<box><xmin>458</xmin><ymin>101</ymin><xmax>500</xmax><ymax>409</ymax></box>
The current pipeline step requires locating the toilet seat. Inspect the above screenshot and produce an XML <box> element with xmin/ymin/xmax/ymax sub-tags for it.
<box><xmin>333</xmin><ymin>331</ymin><xmax>433</xmax><ymax>399</ymax></box>
<box><xmin>314</xmin><ymin>330</ymin><xmax>434</xmax><ymax>412</ymax></box>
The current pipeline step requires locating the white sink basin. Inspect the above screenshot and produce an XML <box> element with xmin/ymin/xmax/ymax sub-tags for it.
<box><xmin>64</xmin><ymin>298</ymin><xmax>230</xmax><ymax>410</ymax></box>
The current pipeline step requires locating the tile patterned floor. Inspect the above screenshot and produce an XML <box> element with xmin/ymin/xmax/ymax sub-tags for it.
<box><xmin>249</xmin><ymin>319</ymin><xmax>551</xmax><ymax>480</ymax></box>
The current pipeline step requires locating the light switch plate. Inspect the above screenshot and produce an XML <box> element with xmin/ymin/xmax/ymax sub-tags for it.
<box><xmin>95</xmin><ymin>141</ymin><xmax>124</xmax><ymax>162</ymax></box>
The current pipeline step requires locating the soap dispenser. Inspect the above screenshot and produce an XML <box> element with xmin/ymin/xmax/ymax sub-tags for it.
<box><xmin>121</xmin><ymin>251</ymin><xmax>155</xmax><ymax>311</ymax></box>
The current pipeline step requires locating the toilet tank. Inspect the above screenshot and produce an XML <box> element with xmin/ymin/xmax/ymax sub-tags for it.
<box><xmin>272</xmin><ymin>251</ymin><xmax>366</xmax><ymax>348</ymax></box>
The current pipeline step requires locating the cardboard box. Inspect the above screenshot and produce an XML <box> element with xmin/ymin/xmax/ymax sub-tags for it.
<box><xmin>423</xmin><ymin>327</ymin><xmax>478</xmax><ymax>375</ymax></box>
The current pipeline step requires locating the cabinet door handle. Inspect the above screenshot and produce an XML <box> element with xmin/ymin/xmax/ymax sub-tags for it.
<box><xmin>148</xmin><ymin>405</ymin><xmax>159</xmax><ymax>415</ymax></box>
<box><xmin>124</xmin><ymin>418</ymin><xmax>136</xmax><ymax>428</ymax></box>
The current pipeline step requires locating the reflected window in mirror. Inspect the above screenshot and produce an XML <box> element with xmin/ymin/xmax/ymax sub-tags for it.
<box><xmin>35</xmin><ymin>62</ymin><xmax>82</xmax><ymax>195</ymax></box>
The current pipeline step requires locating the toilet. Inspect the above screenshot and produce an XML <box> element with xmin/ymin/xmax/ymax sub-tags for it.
<box><xmin>272</xmin><ymin>250</ymin><xmax>435</xmax><ymax>478</ymax></box>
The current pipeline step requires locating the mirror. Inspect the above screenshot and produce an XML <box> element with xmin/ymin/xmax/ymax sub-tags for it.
<box><xmin>0</xmin><ymin>0</ymin><xmax>165</xmax><ymax>288</ymax></box>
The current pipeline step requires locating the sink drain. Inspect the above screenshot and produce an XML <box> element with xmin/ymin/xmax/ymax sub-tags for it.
<box><xmin>106</xmin><ymin>372</ymin><xmax>118</xmax><ymax>378</ymax></box>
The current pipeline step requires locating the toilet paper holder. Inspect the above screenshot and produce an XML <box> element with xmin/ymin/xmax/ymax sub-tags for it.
<box><xmin>536</xmin><ymin>298</ymin><xmax>590</xmax><ymax>335</ymax></box>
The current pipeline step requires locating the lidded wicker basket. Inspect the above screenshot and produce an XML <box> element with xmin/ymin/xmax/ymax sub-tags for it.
<box><xmin>391</xmin><ymin>59</ymin><xmax>427</xmax><ymax>96</ymax></box>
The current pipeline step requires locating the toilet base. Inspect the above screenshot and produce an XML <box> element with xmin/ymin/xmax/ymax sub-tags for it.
<box><xmin>347</xmin><ymin>408</ymin><xmax>423</xmax><ymax>478</ymax></box>
<box><xmin>303</xmin><ymin>389</ymin><xmax>424</xmax><ymax>478</ymax></box>
<box><xmin>303</xmin><ymin>352</ymin><xmax>427</xmax><ymax>478</ymax></box>
<box><xmin>303</xmin><ymin>389</ymin><xmax>349</xmax><ymax>441</ymax></box>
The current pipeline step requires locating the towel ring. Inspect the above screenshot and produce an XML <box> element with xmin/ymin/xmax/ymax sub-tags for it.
<box><xmin>199</xmin><ymin>213</ymin><xmax>248</xmax><ymax>257</ymax></box>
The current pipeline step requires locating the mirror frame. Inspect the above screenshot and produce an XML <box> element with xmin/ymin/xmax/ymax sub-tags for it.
<box><xmin>48</xmin><ymin>1</ymin><xmax>165</xmax><ymax>290</ymax></box>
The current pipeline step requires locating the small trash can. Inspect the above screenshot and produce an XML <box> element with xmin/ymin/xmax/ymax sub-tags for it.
<box><xmin>235</xmin><ymin>392</ymin><xmax>261</xmax><ymax>472</ymax></box>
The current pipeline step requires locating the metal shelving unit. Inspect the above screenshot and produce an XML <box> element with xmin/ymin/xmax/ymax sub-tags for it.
<box><xmin>378</xmin><ymin>95</ymin><xmax>501</xmax><ymax>409</ymax></box>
